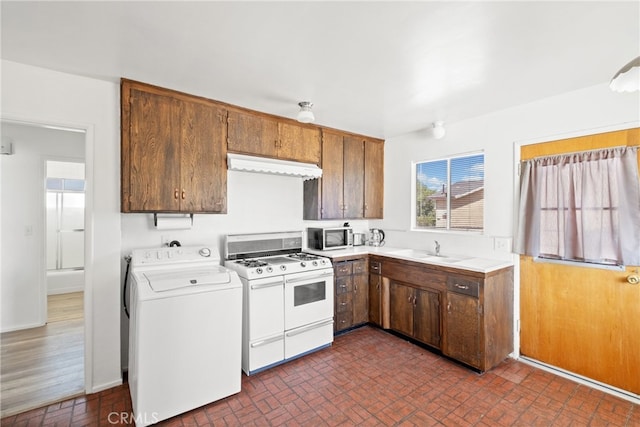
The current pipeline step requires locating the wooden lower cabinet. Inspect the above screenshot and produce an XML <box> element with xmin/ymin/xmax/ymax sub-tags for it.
<box><xmin>334</xmin><ymin>257</ymin><xmax>368</xmax><ymax>332</ymax></box>
<box><xmin>390</xmin><ymin>281</ymin><xmax>440</xmax><ymax>349</ymax></box>
<box><xmin>378</xmin><ymin>256</ymin><xmax>513</xmax><ymax>372</ymax></box>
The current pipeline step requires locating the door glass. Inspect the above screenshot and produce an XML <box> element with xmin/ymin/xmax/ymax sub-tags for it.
<box><xmin>294</xmin><ymin>281</ymin><xmax>326</xmax><ymax>307</ymax></box>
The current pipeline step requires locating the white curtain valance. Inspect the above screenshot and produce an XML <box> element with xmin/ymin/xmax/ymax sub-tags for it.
<box><xmin>515</xmin><ymin>146</ymin><xmax>640</xmax><ymax>266</ymax></box>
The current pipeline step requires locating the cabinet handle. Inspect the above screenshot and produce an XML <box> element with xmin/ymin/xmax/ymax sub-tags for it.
<box><xmin>340</xmin><ymin>302</ymin><xmax>347</xmax><ymax>306</ymax></box>
<box><xmin>181</xmin><ymin>189</ymin><xmax>186</xmax><ymax>200</ymax></box>
<box><xmin>413</xmin><ymin>296</ymin><xmax>417</xmax><ymax>306</ymax></box>
<box><xmin>447</xmin><ymin>302</ymin><xmax>451</xmax><ymax>312</ymax></box>
<box><xmin>174</xmin><ymin>189</ymin><xmax>179</xmax><ymax>199</ymax></box>
<box><xmin>454</xmin><ymin>283</ymin><xmax>469</xmax><ymax>290</ymax></box>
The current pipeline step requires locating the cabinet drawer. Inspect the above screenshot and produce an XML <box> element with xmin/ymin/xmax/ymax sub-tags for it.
<box><xmin>336</xmin><ymin>311</ymin><xmax>353</xmax><ymax>330</ymax></box>
<box><xmin>352</xmin><ymin>259</ymin><xmax>367</xmax><ymax>275</ymax></box>
<box><xmin>446</xmin><ymin>277</ymin><xmax>480</xmax><ymax>298</ymax></box>
<box><xmin>370</xmin><ymin>260</ymin><xmax>382</xmax><ymax>275</ymax></box>
<box><xmin>336</xmin><ymin>276</ymin><xmax>353</xmax><ymax>294</ymax></box>
<box><xmin>335</xmin><ymin>262</ymin><xmax>353</xmax><ymax>276</ymax></box>
<box><xmin>335</xmin><ymin>293</ymin><xmax>352</xmax><ymax>313</ymax></box>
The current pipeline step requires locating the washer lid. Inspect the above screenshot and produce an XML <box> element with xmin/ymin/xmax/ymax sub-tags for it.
<box><xmin>143</xmin><ymin>266</ymin><xmax>232</xmax><ymax>292</ymax></box>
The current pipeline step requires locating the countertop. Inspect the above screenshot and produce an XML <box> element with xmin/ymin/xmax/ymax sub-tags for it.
<box><xmin>306</xmin><ymin>246</ymin><xmax>513</xmax><ymax>274</ymax></box>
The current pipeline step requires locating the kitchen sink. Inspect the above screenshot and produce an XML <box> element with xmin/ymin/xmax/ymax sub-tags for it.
<box><xmin>389</xmin><ymin>249</ymin><xmax>469</xmax><ymax>264</ymax></box>
<box><xmin>388</xmin><ymin>249</ymin><xmax>469</xmax><ymax>264</ymax></box>
<box><xmin>388</xmin><ymin>249</ymin><xmax>434</xmax><ymax>258</ymax></box>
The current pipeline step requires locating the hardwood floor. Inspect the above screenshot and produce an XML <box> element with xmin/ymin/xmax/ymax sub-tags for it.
<box><xmin>0</xmin><ymin>292</ymin><xmax>84</xmax><ymax>418</ymax></box>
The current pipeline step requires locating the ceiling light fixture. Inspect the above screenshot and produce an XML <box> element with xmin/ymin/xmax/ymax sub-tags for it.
<box><xmin>432</xmin><ymin>121</ymin><xmax>446</xmax><ymax>140</ymax></box>
<box><xmin>296</xmin><ymin>101</ymin><xmax>315</xmax><ymax>123</ymax></box>
<box><xmin>609</xmin><ymin>56</ymin><xmax>640</xmax><ymax>93</ymax></box>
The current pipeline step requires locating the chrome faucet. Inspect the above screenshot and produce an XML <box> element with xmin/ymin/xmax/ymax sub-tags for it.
<box><xmin>434</xmin><ymin>240</ymin><xmax>441</xmax><ymax>256</ymax></box>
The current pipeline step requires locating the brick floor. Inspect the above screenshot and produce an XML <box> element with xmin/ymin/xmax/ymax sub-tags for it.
<box><xmin>2</xmin><ymin>326</ymin><xmax>638</xmax><ymax>426</ymax></box>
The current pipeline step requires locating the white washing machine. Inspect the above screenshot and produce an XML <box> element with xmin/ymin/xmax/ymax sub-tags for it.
<box><xmin>128</xmin><ymin>245</ymin><xmax>242</xmax><ymax>426</ymax></box>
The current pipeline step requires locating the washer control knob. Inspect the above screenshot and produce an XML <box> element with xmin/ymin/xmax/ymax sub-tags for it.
<box><xmin>199</xmin><ymin>247</ymin><xmax>211</xmax><ymax>257</ymax></box>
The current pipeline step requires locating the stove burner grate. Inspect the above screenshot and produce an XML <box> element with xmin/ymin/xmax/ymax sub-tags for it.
<box><xmin>236</xmin><ymin>259</ymin><xmax>269</xmax><ymax>268</ymax></box>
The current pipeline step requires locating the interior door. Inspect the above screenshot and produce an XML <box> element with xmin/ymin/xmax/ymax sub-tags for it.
<box><xmin>519</xmin><ymin>127</ymin><xmax>640</xmax><ymax>395</ymax></box>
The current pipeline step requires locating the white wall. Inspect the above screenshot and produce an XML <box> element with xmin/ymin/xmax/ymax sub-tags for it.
<box><xmin>1</xmin><ymin>60</ymin><xmax>122</xmax><ymax>393</ymax></box>
<box><xmin>1</xmin><ymin>123</ymin><xmax>84</xmax><ymax>329</ymax></box>
<box><xmin>380</xmin><ymin>83</ymin><xmax>639</xmax><ymax>258</ymax></box>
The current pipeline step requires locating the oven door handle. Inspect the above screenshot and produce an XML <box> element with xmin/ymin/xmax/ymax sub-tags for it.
<box><xmin>250</xmin><ymin>280</ymin><xmax>284</xmax><ymax>290</ymax></box>
<box><xmin>285</xmin><ymin>272</ymin><xmax>333</xmax><ymax>284</ymax></box>
<box><xmin>285</xmin><ymin>319</ymin><xmax>334</xmax><ymax>337</ymax></box>
<box><xmin>250</xmin><ymin>335</ymin><xmax>284</xmax><ymax>348</ymax></box>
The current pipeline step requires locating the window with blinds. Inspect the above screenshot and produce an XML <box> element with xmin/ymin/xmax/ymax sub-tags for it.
<box><xmin>414</xmin><ymin>153</ymin><xmax>484</xmax><ymax>231</ymax></box>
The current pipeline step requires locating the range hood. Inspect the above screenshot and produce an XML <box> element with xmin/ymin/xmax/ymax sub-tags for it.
<box><xmin>227</xmin><ymin>153</ymin><xmax>322</xmax><ymax>180</ymax></box>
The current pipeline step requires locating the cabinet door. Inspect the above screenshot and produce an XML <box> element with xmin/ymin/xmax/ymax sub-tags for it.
<box><xmin>353</xmin><ymin>273</ymin><xmax>369</xmax><ymax>325</ymax></box>
<box><xmin>128</xmin><ymin>88</ymin><xmax>181</xmax><ymax>212</ymax></box>
<box><xmin>342</xmin><ymin>135</ymin><xmax>365</xmax><ymax>219</ymax></box>
<box><xmin>364</xmin><ymin>139</ymin><xmax>384</xmax><ymax>219</ymax></box>
<box><xmin>278</xmin><ymin>122</ymin><xmax>321</xmax><ymax>164</ymax></box>
<box><xmin>320</xmin><ymin>131</ymin><xmax>345</xmax><ymax>219</ymax></box>
<box><xmin>444</xmin><ymin>292</ymin><xmax>481</xmax><ymax>368</ymax></box>
<box><xmin>180</xmin><ymin>101</ymin><xmax>227</xmax><ymax>213</ymax></box>
<box><xmin>369</xmin><ymin>273</ymin><xmax>382</xmax><ymax>326</ymax></box>
<box><xmin>227</xmin><ymin>109</ymin><xmax>279</xmax><ymax>158</ymax></box>
<box><xmin>414</xmin><ymin>289</ymin><xmax>441</xmax><ymax>348</ymax></box>
<box><xmin>390</xmin><ymin>281</ymin><xmax>414</xmax><ymax>337</ymax></box>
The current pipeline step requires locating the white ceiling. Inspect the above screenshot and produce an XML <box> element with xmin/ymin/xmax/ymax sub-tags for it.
<box><xmin>2</xmin><ymin>1</ymin><xmax>639</xmax><ymax>140</ymax></box>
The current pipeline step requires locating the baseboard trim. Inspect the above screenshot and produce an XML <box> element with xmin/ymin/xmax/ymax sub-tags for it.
<box><xmin>89</xmin><ymin>378</ymin><xmax>123</xmax><ymax>394</ymax></box>
<box><xmin>518</xmin><ymin>356</ymin><xmax>640</xmax><ymax>405</ymax></box>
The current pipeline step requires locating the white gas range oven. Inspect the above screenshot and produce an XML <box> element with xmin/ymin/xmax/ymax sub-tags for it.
<box><xmin>224</xmin><ymin>230</ymin><xmax>334</xmax><ymax>375</ymax></box>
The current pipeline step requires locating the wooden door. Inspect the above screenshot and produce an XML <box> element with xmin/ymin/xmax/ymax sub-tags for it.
<box><xmin>519</xmin><ymin>128</ymin><xmax>640</xmax><ymax>395</ymax></box>
<box><xmin>278</xmin><ymin>122</ymin><xmax>321</xmax><ymax>164</ymax></box>
<box><xmin>320</xmin><ymin>131</ymin><xmax>345</xmax><ymax>219</ymax></box>
<box><xmin>179</xmin><ymin>101</ymin><xmax>227</xmax><ymax>213</ymax></box>
<box><xmin>127</xmin><ymin>88</ymin><xmax>181</xmax><ymax>212</ymax></box>
<box><xmin>364</xmin><ymin>139</ymin><xmax>384</xmax><ymax>218</ymax></box>
<box><xmin>343</xmin><ymin>135</ymin><xmax>365</xmax><ymax>218</ymax></box>
<box><xmin>353</xmin><ymin>272</ymin><xmax>369</xmax><ymax>325</ymax></box>
<box><xmin>390</xmin><ymin>281</ymin><xmax>414</xmax><ymax>337</ymax></box>
<box><xmin>369</xmin><ymin>273</ymin><xmax>382</xmax><ymax>326</ymax></box>
<box><xmin>413</xmin><ymin>288</ymin><xmax>440</xmax><ymax>348</ymax></box>
<box><xmin>227</xmin><ymin>109</ymin><xmax>278</xmax><ymax>158</ymax></box>
<box><xmin>444</xmin><ymin>291</ymin><xmax>480</xmax><ymax>368</ymax></box>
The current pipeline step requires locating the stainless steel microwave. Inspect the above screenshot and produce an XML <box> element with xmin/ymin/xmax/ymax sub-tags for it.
<box><xmin>307</xmin><ymin>227</ymin><xmax>353</xmax><ymax>250</ymax></box>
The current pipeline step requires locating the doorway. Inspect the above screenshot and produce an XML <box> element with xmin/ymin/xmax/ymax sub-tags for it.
<box><xmin>0</xmin><ymin>122</ymin><xmax>86</xmax><ymax>417</ymax></box>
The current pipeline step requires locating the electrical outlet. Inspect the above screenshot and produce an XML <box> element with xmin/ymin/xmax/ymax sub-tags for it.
<box><xmin>494</xmin><ymin>237</ymin><xmax>512</xmax><ymax>252</ymax></box>
<box><xmin>161</xmin><ymin>235</ymin><xmax>171</xmax><ymax>246</ymax></box>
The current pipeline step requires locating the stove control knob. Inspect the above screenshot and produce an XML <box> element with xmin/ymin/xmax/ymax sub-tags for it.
<box><xmin>256</xmin><ymin>268</ymin><xmax>263</xmax><ymax>275</ymax></box>
<box><xmin>312</xmin><ymin>260</ymin><xmax>318</xmax><ymax>266</ymax></box>
<box><xmin>266</xmin><ymin>266</ymin><xmax>273</xmax><ymax>273</ymax></box>
<box><xmin>280</xmin><ymin>265</ymin><xmax>287</xmax><ymax>271</ymax></box>
<box><xmin>300</xmin><ymin>262</ymin><xmax>307</xmax><ymax>268</ymax></box>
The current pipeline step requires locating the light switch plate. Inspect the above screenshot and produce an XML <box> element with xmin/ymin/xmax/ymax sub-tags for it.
<box><xmin>494</xmin><ymin>237</ymin><xmax>512</xmax><ymax>252</ymax></box>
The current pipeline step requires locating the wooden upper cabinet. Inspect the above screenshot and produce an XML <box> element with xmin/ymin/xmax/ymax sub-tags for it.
<box><xmin>227</xmin><ymin>109</ymin><xmax>321</xmax><ymax>165</ymax></box>
<box><xmin>304</xmin><ymin>129</ymin><xmax>383</xmax><ymax>220</ymax></box>
<box><xmin>320</xmin><ymin>130</ymin><xmax>345</xmax><ymax>219</ymax></box>
<box><xmin>121</xmin><ymin>79</ymin><xmax>227</xmax><ymax>213</ymax></box>
<box><xmin>278</xmin><ymin>122</ymin><xmax>321</xmax><ymax>164</ymax></box>
<box><xmin>227</xmin><ymin>109</ymin><xmax>279</xmax><ymax>158</ymax></box>
<box><xmin>364</xmin><ymin>138</ymin><xmax>384</xmax><ymax>218</ymax></box>
<box><xmin>342</xmin><ymin>135</ymin><xmax>365</xmax><ymax>218</ymax></box>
